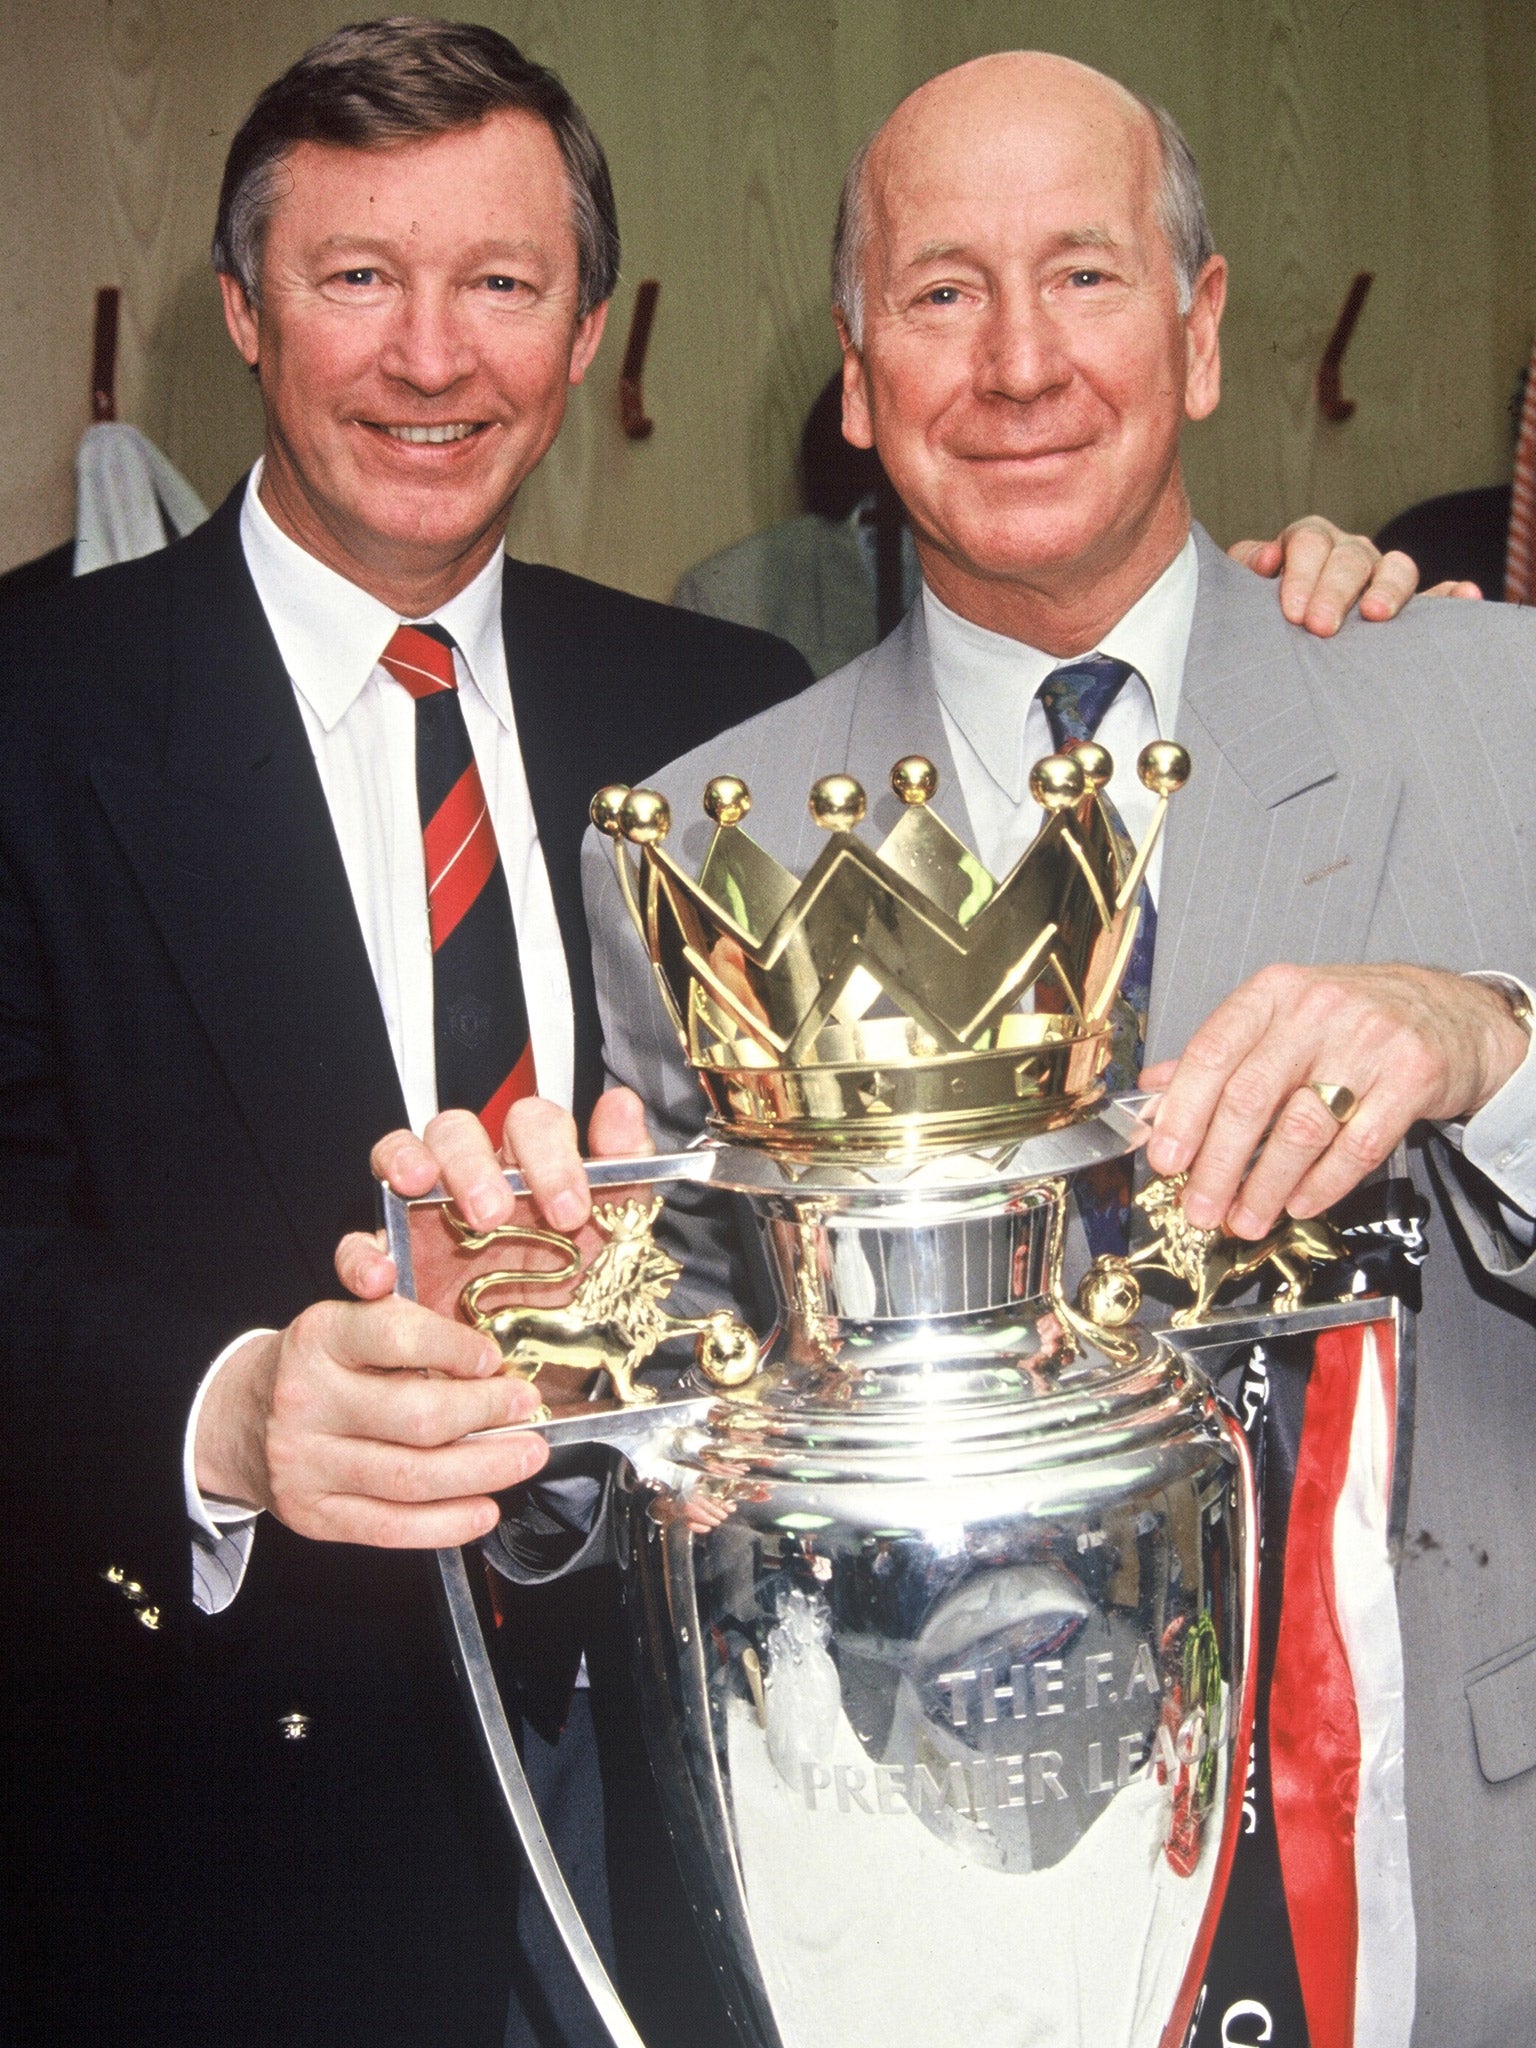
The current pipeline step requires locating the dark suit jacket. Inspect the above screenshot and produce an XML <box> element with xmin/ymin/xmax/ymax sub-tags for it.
<box><xmin>0</xmin><ymin>485</ymin><xmax>809</xmax><ymax>2047</ymax></box>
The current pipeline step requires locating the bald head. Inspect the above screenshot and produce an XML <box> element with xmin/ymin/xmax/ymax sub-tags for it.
<box><xmin>832</xmin><ymin>54</ymin><xmax>1211</xmax><ymax>343</ymax></box>
<box><xmin>826</xmin><ymin>48</ymin><xmax>1227</xmax><ymax>650</ymax></box>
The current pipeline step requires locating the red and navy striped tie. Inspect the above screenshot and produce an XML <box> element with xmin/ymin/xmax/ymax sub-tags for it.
<box><xmin>380</xmin><ymin>622</ymin><xmax>536</xmax><ymax>1142</ymax></box>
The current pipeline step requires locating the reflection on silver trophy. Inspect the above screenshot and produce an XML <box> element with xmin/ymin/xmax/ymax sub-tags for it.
<box><xmin>386</xmin><ymin>737</ymin><xmax>1384</xmax><ymax>2048</ymax></box>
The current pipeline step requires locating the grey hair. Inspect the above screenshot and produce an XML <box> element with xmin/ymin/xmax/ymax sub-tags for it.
<box><xmin>830</xmin><ymin>88</ymin><xmax>1213</xmax><ymax>342</ymax></box>
<box><xmin>212</xmin><ymin>17</ymin><xmax>620</xmax><ymax>319</ymax></box>
<box><xmin>1136</xmin><ymin>95</ymin><xmax>1214</xmax><ymax>316</ymax></box>
<box><xmin>830</xmin><ymin>133</ymin><xmax>875</xmax><ymax>344</ymax></box>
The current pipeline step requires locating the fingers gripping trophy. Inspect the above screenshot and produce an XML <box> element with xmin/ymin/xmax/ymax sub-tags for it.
<box><xmin>388</xmin><ymin>735</ymin><xmax>1352</xmax><ymax>2048</ymax></box>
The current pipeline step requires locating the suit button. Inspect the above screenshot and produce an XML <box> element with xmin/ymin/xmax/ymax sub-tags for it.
<box><xmin>101</xmin><ymin>1565</ymin><xmax>161</xmax><ymax>1630</ymax></box>
<box><xmin>278</xmin><ymin>1712</ymin><xmax>311</xmax><ymax>1741</ymax></box>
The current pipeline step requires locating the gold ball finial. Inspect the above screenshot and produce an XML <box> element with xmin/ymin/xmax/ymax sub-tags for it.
<box><xmin>1029</xmin><ymin>753</ymin><xmax>1086</xmax><ymax>812</ymax></box>
<box><xmin>590</xmin><ymin>785</ymin><xmax>629</xmax><ymax>837</ymax></box>
<box><xmin>1077</xmin><ymin>1260</ymin><xmax>1142</xmax><ymax>1329</ymax></box>
<box><xmin>695</xmin><ymin>1316</ymin><xmax>760</xmax><ymax>1388</ymax></box>
<box><xmin>619</xmin><ymin>787</ymin><xmax>672</xmax><ymax>845</ymax></box>
<box><xmin>1066</xmin><ymin>739</ymin><xmax>1113</xmax><ymax>791</ymax></box>
<box><xmin>890</xmin><ymin>756</ymin><xmax>938</xmax><ymax>806</ymax></box>
<box><xmin>703</xmin><ymin>775</ymin><xmax>752</xmax><ymax>827</ymax></box>
<box><xmin>809</xmin><ymin>773</ymin><xmax>867</xmax><ymax>832</ymax></box>
<box><xmin>1138</xmin><ymin>740</ymin><xmax>1191</xmax><ymax>797</ymax></box>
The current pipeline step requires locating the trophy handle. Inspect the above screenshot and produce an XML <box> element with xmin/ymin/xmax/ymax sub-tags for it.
<box><xmin>402</xmin><ymin>1161</ymin><xmax>761</xmax><ymax>2047</ymax></box>
<box><xmin>436</xmin><ymin>1545</ymin><xmax>651</xmax><ymax>2048</ymax></box>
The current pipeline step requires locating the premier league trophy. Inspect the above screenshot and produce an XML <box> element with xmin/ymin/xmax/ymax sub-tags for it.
<box><xmin>386</xmin><ymin>738</ymin><xmax>1385</xmax><ymax>2048</ymax></box>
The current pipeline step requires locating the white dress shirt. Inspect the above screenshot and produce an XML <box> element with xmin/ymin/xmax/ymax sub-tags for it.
<box><xmin>926</xmin><ymin>535</ymin><xmax>1196</xmax><ymax>899</ymax></box>
<box><xmin>187</xmin><ymin>465</ymin><xmax>573</xmax><ymax>1610</ymax></box>
<box><xmin>923</xmin><ymin>537</ymin><xmax>1536</xmax><ymax>1225</ymax></box>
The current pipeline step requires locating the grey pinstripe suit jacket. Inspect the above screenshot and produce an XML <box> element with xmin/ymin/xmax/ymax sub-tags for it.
<box><xmin>586</xmin><ymin>526</ymin><xmax>1536</xmax><ymax>2043</ymax></box>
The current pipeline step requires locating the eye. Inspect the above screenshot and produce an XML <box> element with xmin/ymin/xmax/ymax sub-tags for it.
<box><xmin>484</xmin><ymin>274</ymin><xmax>526</xmax><ymax>294</ymax></box>
<box><xmin>339</xmin><ymin>268</ymin><xmax>378</xmax><ymax>287</ymax></box>
<box><xmin>1067</xmin><ymin>269</ymin><xmax>1107</xmax><ymax>288</ymax></box>
<box><xmin>921</xmin><ymin>285</ymin><xmax>963</xmax><ymax>307</ymax></box>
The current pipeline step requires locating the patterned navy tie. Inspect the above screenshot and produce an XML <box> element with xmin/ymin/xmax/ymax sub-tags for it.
<box><xmin>1037</xmin><ymin>654</ymin><xmax>1155</xmax><ymax>1257</ymax></box>
<box><xmin>380</xmin><ymin>622</ymin><xmax>536</xmax><ymax>1142</ymax></box>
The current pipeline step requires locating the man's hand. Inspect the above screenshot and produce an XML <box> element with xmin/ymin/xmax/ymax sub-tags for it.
<box><xmin>353</xmin><ymin>1087</ymin><xmax>654</xmax><ymax>1268</ymax></box>
<box><xmin>192</xmin><ymin>1298</ymin><xmax>548</xmax><ymax>1547</ymax></box>
<box><xmin>1140</xmin><ymin>963</ymin><xmax>1529</xmax><ymax>1240</ymax></box>
<box><xmin>1227</xmin><ymin>515</ymin><xmax>1480</xmax><ymax>637</ymax></box>
<box><xmin>191</xmin><ymin>1090</ymin><xmax>651</xmax><ymax>1548</ymax></box>
<box><xmin>229</xmin><ymin>1088</ymin><xmax>653</xmax><ymax>1548</ymax></box>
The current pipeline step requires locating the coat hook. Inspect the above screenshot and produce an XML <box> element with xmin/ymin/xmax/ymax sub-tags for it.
<box><xmin>619</xmin><ymin>279</ymin><xmax>660</xmax><ymax>440</ymax></box>
<box><xmin>91</xmin><ymin>286</ymin><xmax>120</xmax><ymax>423</ymax></box>
<box><xmin>1317</xmin><ymin>272</ymin><xmax>1373</xmax><ymax>423</ymax></box>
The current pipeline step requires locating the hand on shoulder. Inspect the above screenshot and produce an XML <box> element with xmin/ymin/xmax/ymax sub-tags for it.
<box><xmin>1227</xmin><ymin>513</ymin><xmax>1482</xmax><ymax>637</ymax></box>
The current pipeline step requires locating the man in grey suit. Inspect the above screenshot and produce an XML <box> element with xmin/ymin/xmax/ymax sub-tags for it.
<box><xmin>566</xmin><ymin>52</ymin><xmax>1536</xmax><ymax>2046</ymax></box>
<box><xmin>365</xmin><ymin>48</ymin><xmax>1534</xmax><ymax>2047</ymax></box>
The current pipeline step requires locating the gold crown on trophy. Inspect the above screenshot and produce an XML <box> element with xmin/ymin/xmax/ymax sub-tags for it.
<box><xmin>591</xmin><ymin>738</ymin><xmax>1189</xmax><ymax>1157</ymax></box>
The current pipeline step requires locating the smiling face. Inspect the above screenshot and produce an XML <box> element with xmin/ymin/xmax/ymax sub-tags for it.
<box><xmin>840</xmin><ymin>55</ymin><xmax>1225</xmax><ymax>650</ymax></box>
<box><xmin>219</xmin><ymin>109</ymin><xmax>607</xmax><ymax>611</ymax></box>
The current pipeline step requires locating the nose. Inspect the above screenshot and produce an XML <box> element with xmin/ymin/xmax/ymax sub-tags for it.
<box><xmin>378</xmin><ymin>280</ymin><xmax>476</xmax><ymax>394</ymax></box>
<box><xmin>976</xmin><ymin>284</ymin><xmax>1072</xmax><ymax>406</ymax></box>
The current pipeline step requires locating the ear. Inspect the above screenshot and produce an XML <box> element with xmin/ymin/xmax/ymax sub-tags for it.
<box><xmin>834</xmin><ymin>310</ymin><xmax>875</xmax><ymax>451</ymax></box>
<box><xmin>218</xmin><ymin>271</ymin><xmax>261</xmax><ymax>368</ymax></box>
<box><xmin>568</xmin><ymin>299</ymin><xmax>610</xmax><ymax>386</ymax></box>
<box><xmin>1183</xmin><ymin>254</ymin><xmax>1226</xmax><ymax>423</ymax></box>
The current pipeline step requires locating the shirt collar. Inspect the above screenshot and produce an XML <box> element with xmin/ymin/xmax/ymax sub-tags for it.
<box><xmin>238</xmin><ymin>460</ymin><xmax>511</xmax><ymax>733</ymax></box>
<box><xmin>921</xmin><ymin>534</ymin><xmax>1198</xmax><ymax>801</ymax></box>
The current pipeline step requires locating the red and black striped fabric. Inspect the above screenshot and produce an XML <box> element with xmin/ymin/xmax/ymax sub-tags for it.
<box><xmin>380</xmin><ymin>621</ymin><xmax>535</xmax><ymax>1141</ymax></box>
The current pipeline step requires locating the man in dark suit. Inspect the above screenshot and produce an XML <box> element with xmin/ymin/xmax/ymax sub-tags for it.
<box><xmin>0</xmin><ymin>22</ymin><xmax>810</xmax><ymax>2047</ymax></box>
<box><xmin>0</xmin><ymin>20</ymin><xmax>1440</xmax><ymax>2048</ymax></box>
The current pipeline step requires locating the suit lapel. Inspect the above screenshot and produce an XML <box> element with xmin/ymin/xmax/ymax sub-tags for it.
<box><xmin>500</xmin><ymin>562</ymin><xmax>613</xmax><ymax>1130</ymax></box>
<box><xmin>89</xmin><ymin>493</ymin><xmax>405</xmax><ymax>1286</ymax></box>
<box><xmin>1147</xmin><ymin>528</ymin><xmax>1403</xmax><ymax>1061</ymax></box>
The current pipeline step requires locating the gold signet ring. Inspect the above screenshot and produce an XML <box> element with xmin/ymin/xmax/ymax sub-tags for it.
<box><xmin>1308</xmin><ymin>1081</ymin><xmax>1358</xmax><ymax>1125</ymax></box>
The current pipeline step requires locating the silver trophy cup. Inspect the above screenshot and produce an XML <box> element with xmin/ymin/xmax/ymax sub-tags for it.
<box><xmin>404</xmin><ymin>1117</ymin><xmax>1259</xmax><ymax>2048</ymax></box>
<box><xmin>390</xmin><ymin>750</ymin><xmax>1359</xmax><ymax>2048</ymax></box>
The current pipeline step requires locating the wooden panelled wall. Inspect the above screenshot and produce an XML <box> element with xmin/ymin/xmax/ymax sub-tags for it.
<box><xmin>3</xmin><ymin>0</ymin><xmax>1534</xmax><ymax>593</ymax></box>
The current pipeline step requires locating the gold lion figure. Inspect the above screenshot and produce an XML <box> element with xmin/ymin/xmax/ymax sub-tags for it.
<box><xmin>460</xmin><ymin>1195</ymin><xmax>755</xmax><ymax>1405</ymax></box>
<box><xmin>1120</xmin><ymin>1172</ymin><xmax>1345</xmax><ymax>1328</ymax></box>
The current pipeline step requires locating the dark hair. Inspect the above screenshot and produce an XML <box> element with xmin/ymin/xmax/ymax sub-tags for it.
<box><xmin>212</xmin><ymin>16</ymin><xmax>620</xmax><ymax>318</ymax></box>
